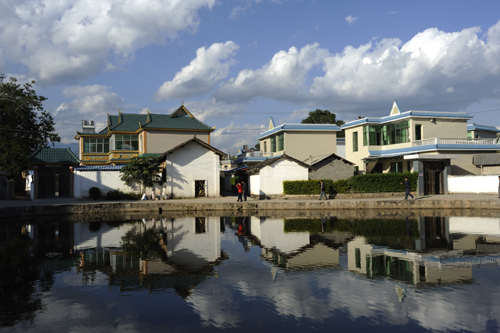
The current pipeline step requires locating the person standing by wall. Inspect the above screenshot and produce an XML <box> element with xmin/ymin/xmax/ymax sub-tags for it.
<box><xmin>319</xmin><ymin>180</ymin><xmax>327</xmax><ymax>200</ymax></box>
<box><xmin>236</xmin><ymin>182</ymin><xmax>243</xmax><ymax>202</ymax></box>
<box><xmin>242</xmin><ymin>181</ymin><xmax>247</xmax><ymax>201</ymax></box>
<box><xmin>401</xmin><ymin>177</ymin><xmax>414</xmax><ymax>200</ymax></box>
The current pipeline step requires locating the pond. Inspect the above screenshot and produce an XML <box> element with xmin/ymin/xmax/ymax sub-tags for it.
<box><xmin>1</xmin><ymin>212</ymin><xmax>500</xmax><ymax>332</ymax></box>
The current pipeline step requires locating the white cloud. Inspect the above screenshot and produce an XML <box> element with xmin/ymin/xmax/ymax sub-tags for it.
<box><xmin>345</xmin><ymin>15</ymin><xmax>358</xmax><ymax>25</ymax></box>
<box><xmin>210</xmin><ymin>122</ymin><xmax>265</xmax><ymax>154</ymax></box>
<box><xmin>0</xmin><ymin>0</ymin><xmax>216</xmax><ymax>85</ymax></box>
<box><xmin>154</xmin><ymin>41</ymin><xmax>239</xmax><ymax>101</ymax></box>
<box><xmin>309</xmin><ymin>20</ymin><xmax>500</xmax><ymax>109</ymax></box>
<box><xmin>214</xmin><ymin>43</ymin><xmax>330</xmax><ymax>103</ymax></box>
<box><xmin>58</xmin><ymin>84</ymin><xmax>124</xmax><ymax>115</ymax></box>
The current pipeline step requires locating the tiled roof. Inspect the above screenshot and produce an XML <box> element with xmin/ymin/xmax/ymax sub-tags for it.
<box><xmin>467</xmin><ymin>124</ymin><xmax>500</xmax><ymax>132</ymax></box>
<box><xmin>341</xmin><ymin>111</ymin><xmax>473</xmax><ymax>130</ymax></box>
<box><xmin>158</xmin><ymin>136</ymin><xmax>227</xmax><ymax>161</ymax></box>
<box><xmin>28</xmin><ymin>148</ymin><xmax>80</xmax><ymax>164</ymax></box>
<box><xmin>472</xmin><ymin>154</ymin><xmax>500</xmax><ymax>166</ymax></box>
<box><xmin>74</xmin><ymin>165</ymin><xmax>125</xmax><ymax>171</ymax></box>
<box><xmin>246</xmin><ymin>153</ymin><xmax>315</xmax><ymax>175</ymax></box>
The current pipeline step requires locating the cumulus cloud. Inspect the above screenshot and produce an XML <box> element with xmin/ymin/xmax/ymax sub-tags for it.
<box><xmin>214</xmin><ymin>43</ymin><xmax>330</xmax><ymax>103</ymax></box>
<box><xmin>154</xmin><ymin>41</ymin><xmax>239</xmax><ymax>101</ymax></box>
<box><xmin>58</xmin><ymin>84</ymin><xmax>124</xmax><ymax>115</ymax></box>
<box><xmin>309</xmin><ymin>21</ymin><xmax>500</xmax><ymax>106</ymax></box>
<box><xmin>0</xmin><ymin>0</ymin><xmax>216</xmax><ymax>85</ymax></box>
<box><xmin>210</xmin><ymin>122</ymin><xmax>266</xmax><ymax>154</ymax></box>
<box><xmin>345</xmin><ymin>15</ymin><xmax>358</xmax><ymax>25</ymax></box>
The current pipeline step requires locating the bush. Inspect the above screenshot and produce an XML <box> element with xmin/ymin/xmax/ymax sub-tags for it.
<box><xmin>282</xmin><ymin>172</ymin><xmax>418</xmax><ymax>195</ymax></box>
<box><xmin>105</xmin><ymin>189</ymin><xmax>141</xmax><ymax>200</ymax></box>
<box><xmin>230</xmin><ymin>175</ymin><xmax>240</xmax><ymax>193</ymax></box>
<box><xmin>88</xmin><ymin>187</ymin><xmax>101</xmax><ymax>199</ymax></box>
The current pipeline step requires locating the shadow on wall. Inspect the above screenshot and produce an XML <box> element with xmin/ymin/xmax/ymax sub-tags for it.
<box><xmin>166</xmin><ymin>164</ymin><xmax>189</xmax><ymax>196</ymax></box>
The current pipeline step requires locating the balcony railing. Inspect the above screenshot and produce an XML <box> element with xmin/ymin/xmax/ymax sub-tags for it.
<box><xmin>412</xmin><ymin>138</ymin><xmax>498</xmax><ymax>147</ymax></box>
<box><xmin>239</xmin><ymin>151</ymin><xmax>274</xmax><ymax>158</ymax></box>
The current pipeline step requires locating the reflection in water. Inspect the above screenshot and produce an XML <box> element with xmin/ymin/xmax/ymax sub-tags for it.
<box><xmin>1</xmin><ymin>214</ymin><xmax>500</xmax><ymax>331</ymax></box>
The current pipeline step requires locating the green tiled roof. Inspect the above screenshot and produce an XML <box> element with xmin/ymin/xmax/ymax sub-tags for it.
<box><xmin>28</xmin><ymin>148</ymin><xmax>80</xmax><ymax>164</ymax></box>
<box><xmin>108</xmin><ymin>112</ymin><xmax>213</xmax><ymax>132</ymax></box>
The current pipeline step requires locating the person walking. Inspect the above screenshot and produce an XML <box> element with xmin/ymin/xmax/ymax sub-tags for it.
<box><xmin>242</xmin><ymin>181</ymin><xmax>247</xmax><ymax>201</ymax></box>
<box><xmin>319</xmin><ymin>180</ymin><xmax>327</xmax><ymax>200</ymax></box>
<box><xmin>236</xmin><ymin>182</ymin><xmax>243</xmax><ymax>202</ymax></box>
<box><xmin>401</xmin><ymin>177</ymin><xmax>414</xmax><ymax>200</ymax></box>
<box><xmin>498</xmin><ymin>175</ymin><xmax>500</xmax><ymax>198</ymax></box>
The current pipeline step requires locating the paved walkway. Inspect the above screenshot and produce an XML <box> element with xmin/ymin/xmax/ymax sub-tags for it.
<box><xmin>1</xmin><ymin>193</ymin><xmax>499</xmax><ymax>209</ymax></box>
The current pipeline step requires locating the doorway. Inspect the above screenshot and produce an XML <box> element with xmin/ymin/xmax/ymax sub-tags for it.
<box><xmin>195</xmin><ymin>180</ymin><xmax>206</xmax><ymax>197</ymax></box>
<box><xmin>423</xmin><ymin>161</ymin><xmax>445</xmax><ymax>195</ymax></box>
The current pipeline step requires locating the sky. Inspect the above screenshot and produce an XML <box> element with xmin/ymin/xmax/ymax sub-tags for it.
<box><xmin>1</xmin><ymin>0</ymin><xmax>500</xmax><ymax>155</ymax></box>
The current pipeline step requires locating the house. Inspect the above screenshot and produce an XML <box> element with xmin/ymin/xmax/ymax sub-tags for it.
<box><xmin>246</xmin><ymin>154</ymin><xmax>315</xmax><ymax>198</ymax></box>
<box><xmin>256</xmin><ymin>117</ymin><xmax>341</xmax><ymax>163</ymax></box>
<box><xmin>74</xmin><ymin>105</ymin><xmax>215</xmax><ymax>165</ymax></box>
<box><xmin>341</xmin><ymin>101</ymin><xmax>500</xmax><ymax>195</ymax></box>
<box><xmin>73</xmin><ymin>105</ymin><xmax>220</xmax><ymax>198</ymax></box>
<box><xmin>158</xmin><ymin>136</ymin><xmax>227</xmax><ymax>198</ymax></box>
<box><xmin>27</xmin><ymin>148</ymin><xmax>80</xmax><ymax>199</ymax></box>
<box><xmin>467</xmin><ymin>124</ymin><xmax>500</xmax><ymax>140</ymax></box>
<box><xmin>308</xmin><ymin>153</ymin><xmax>355</xmax><ymax>181</ymax></box>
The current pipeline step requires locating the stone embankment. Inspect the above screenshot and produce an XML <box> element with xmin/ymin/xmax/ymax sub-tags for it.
<box><xmin>1</xmin><ymin>193</ymin><xmax>500</xmax><ymax>218</ymax></box>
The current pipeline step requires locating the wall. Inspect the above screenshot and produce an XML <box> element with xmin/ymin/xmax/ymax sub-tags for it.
<box><xmin>258</xmin><ymin>159</ymin><xmax>309</xmax><ymax>196</ymax></box>
<box><xmin>146</xmin><ymin>130</ymin><xmax>209</xmax><ymax>154</ymax></box>
<box><xmin>249</xmin><ymin>174</ymin><xmax>260</xmax><ymax>196</ymax></box>
<box><xmin>285</xmin><ymin>131</ymin><xmax>337</xmax><ymax>162</ymax></box>
<box><xmin>309</xmin><ymin>158</ymin><xmax>353</xmax><ymax>180</ymax></box>
<box><xmin>448</xmin><ymin>175</ymin><xmax>500</xmax><ymax>194</ymax></box>
<box><xmin>74</xmin><ymin>170</ymin><xmax>137</xmax><ymax>199</ymax></box>
<box><xmin>412</xmin><ymin>118</ymin><xmax>467</xmax><ymax>140</ymax></box>
<box><xmin>165</xmin><ymin>142</ymin><xmax>220</xmax><ymax>198</ymax></box>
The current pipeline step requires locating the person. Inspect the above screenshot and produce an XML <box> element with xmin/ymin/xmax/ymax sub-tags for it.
<box><xmin>242</xmin><ymin>181</ymin><xmax>247</xmax><ymax>201</ymax></box>
<box><xmin>319</xmin><ymin>180</ymin><xmax>327</xmax><ymax>200</ymax></box>
<box><xmin>498</xmin><ymin>176</ymin><xmax>500</xmax><ymax>198</ymax></box>
<box><xmin>401</xmin><ymin>177</ymin><xmax>414</xmax><ymax>200</ymax></box>
<box><xmin>236</xmin><ymin>182</ymin><xmax>243</xmax><ymax>202</ymax></box>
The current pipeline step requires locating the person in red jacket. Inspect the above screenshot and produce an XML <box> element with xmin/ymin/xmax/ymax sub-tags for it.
<box><xmin>236</xmin><ymin>182</ymin><xmax>243</xmax><ymax>202</ymax></box>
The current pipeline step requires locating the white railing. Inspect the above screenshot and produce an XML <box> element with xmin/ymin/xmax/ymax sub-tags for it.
<box><xmin>413</xmin><ymin>138</ymin><xmax>498</xmax><ymax>147</ymax></box>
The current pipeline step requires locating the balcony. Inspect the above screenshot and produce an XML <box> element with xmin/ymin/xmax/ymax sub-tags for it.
<box><xmin>238</xmin><ymin>151</ymin><xmax>275</xmax><ymax>158</ymax></box>
<box><xmin>413</xmin><ymin>138</ymin><xmax>498</xmax><ymax>147</ymax></box>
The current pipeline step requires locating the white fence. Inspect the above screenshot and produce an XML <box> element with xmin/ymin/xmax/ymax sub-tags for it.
<box><xmin>448</xmin><ymin>175</ymin><xmax>499</xmax><ymax>194</ymax></box>
<box><xmin>414</xmin><ymin>138</ymin><xmax>498</xmax><ymax>147</ymax></box>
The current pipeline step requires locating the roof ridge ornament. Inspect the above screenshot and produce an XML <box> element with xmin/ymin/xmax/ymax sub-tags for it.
<box><xmin>268</xmin><ymin>116</ymin><xmax>275</xmax><ymax>130</ymax></box>
<box><xmin>390</xmin><ymin>100</ymin><xmax>401</xmax><ymax>116</ymax></box>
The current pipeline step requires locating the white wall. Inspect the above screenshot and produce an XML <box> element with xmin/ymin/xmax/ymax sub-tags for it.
<box><xmin>165</xmin><ymin>142</ymin><xmax>221</xmax><ymax>197</ymax></box>
<box><xmin>74</xmin><ymin>170</ymin><xmax>138</xmax><ymax>199</ymax></box>
<box><xmin>249</xmin><ymin>174</ymin><xmax>260</xmax><ymax>196</ymax></box>
<box><xmin>250</xmin><ymin>217</ymin><xmax>310</xmax><ymax>253</ymax></box>
<box><xmin>448</xmin><ymin>175</ymin><xmax>500</xmax><ymax>194</ymax></box>
<box><xmin>257</xmin><ymin>159</ymin><xmax>309</xmax><ymax>196</ymax></box>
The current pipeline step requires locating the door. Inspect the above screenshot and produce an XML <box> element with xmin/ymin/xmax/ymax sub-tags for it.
<box><xmin>195</xmin><ymin>180</ymin><xmax>205</xmax><ymax>197</ymax></box>
<box><xmin>423</xmin><ymin>161</ymin><xmax>445</xmax><ymax>195</ymax></box>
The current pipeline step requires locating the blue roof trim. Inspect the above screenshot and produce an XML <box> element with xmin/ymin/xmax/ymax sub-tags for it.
<box><xmin>257</xmin><ymin>123</ymin><xmax>340</xmax><ymax>140</ymax></box>
<box><xmin>368</xmin><ymin>144</ymin><xmax>500</xmax><ymax>157</ymax></box>
<box><xmin>341</xmin><ymin>111</ymin><xmax>473</xmax><ymax>130</ymax></box>
<box><xmin>74</xmin><ymin>165</ymin><xmax>125</xmax><ymax>171</ymax></box>
<box><xmin>467</xmin><ymin>124</ymin><xmax>500</xmax><ymax>132</ymax></box>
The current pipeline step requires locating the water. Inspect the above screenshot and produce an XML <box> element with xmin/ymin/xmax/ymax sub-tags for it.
<box><xmin>1</xmin><ymin>212</ymin><xmax>500</xmax><ymax>332</ymax></box>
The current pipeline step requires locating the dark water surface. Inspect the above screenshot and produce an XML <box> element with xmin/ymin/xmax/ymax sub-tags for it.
<box><xmin>1</xmin><ymin>213</ymin><xmax>500</xmax><ymax>332</ymax></box>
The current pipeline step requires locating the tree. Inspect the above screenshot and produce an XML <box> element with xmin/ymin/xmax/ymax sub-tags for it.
<box><xmin>301</xmin><ymin>109</ymin><xmax>345</xmax><ymax>138</ymax></box>
<box><xmin>119</xmin><ymin>156</ymin><xmax>164</xmax><ymax>194</ymax></box>
<box><xmin>254</xmin><ymin>143</ymin><xmax>260</xmax><ymax>151</ymax></box>
<box><xmin>0</xmin><ymin>75</ymin><xmax>60</xmax><ymax>179</ymax></box>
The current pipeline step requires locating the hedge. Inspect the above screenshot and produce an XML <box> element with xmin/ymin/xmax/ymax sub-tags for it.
<box><xmin>283</xmin><ymin>172</ymin><xmax>418</xmax><ymax>195</ymax></box>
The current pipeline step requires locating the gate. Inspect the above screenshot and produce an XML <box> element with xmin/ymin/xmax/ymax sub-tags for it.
<box><xmin>423</xmin><ymin>161</ymin><xmax>445</xmax><ymax>195</ymax></box>
<box><xmin>195</xmin><ymin>180</ymin><xmax>205</xmax><ymax>197</ymax></box>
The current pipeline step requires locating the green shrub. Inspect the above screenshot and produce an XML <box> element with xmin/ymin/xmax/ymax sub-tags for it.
<box><xmin>88</xmin><ymin>187</ymin><xmax>101</xmax><ymax>199</ymax></box>
<box><xmin>105</xmin><ymin>189</ymin><xmax>141</xmax><ymax>200</ymax></box>
<box><xmin>230</xmin><ymin>175</ymin><xmax>240</xmax><ymax>192</ymax></box>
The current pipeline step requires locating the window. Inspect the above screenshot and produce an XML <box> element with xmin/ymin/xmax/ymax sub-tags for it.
<box><xmin>83</xmin><ymin>138</ymin><xmax>109</xmax><ymax>153</ymax></box>
<box><xmin>363</xmin><ymin>126</ymin><xmax>368</xmax><ymax>146</ymax></box>
<box><xmin>407</xmin><ymin>161</ymin><xmax>412</xmax><ymax>172</ymax></box>
<box><xmin>353</xmin><ymin>131</ymin><xmax>358</xmax><ymax>152</ymax></box>
<box><xmin>115</xmin><ymin>135</ymin><xmax>139</xmax><ymax>150</ymax></box>
<box><xmin>277</xmin><ymin>133</ymin><xmax>284</xmax><ymax>151</ymax></box>
<box><xmin>271</xmin><ymin>136</ymin><xmax>276</xmax><ymax>153</ymax></box>
<box><xmin>415</xmin><ymin>125</ymin><xmax>422</xmax><ymax>141</ymax></box>
<box><xmin>354</xmin><ymin>166</ymin><xmax>359</xmax><ymax>175</ymax></box>
<box><xmin>390</xmin><ymin>161</ymin><xmax>403</xmax><ymax>173</ymax></box>
<box><xmin>364</xmin><ymin>120</ymin><xmax>410</xmax><ymax>146</ymax></box>
<box><xmin>467</xmin><ymin>132</ymin><xmax>472</xmax><ymax>139</ymax></box>
<box><xmin>355</xmin><ymin>248</ymin><xmax>361</xmax><ymax>268</ymax></box>
<box><xmin>263</xmin><ymin>141</ymin><xmax>267</xmax><ymax>152</ymax></box>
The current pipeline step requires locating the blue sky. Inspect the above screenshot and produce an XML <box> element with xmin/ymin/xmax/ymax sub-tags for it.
<box><xmin>2</xmin><ymin>0</ymin><xmax>500</xmax><ymax>155</ymax></box>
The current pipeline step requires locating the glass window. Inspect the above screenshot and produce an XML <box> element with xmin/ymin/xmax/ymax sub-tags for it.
<box><xmin>277</xmin><ymin>134</ymin><xmax>284</xmax><ymax>151</ymax></box>
<box><xmin>364</xmin><ymin>120</ymin><xmax>410</xmax><ymax>146</ymax></box>
<box><xmin>390</xmin><ymin>161</ymin><xmax>403</xmax><ymax>173</ymax></box>
<box><xmin>263</xmin><ymin>141</ymin><xmax>267</xmax><ymax>152</ymax></box>
<box><xmin>467</xmin><ymin>132</ymin><xmax>472</xmax><ymax>139</ymax></box>
<box><xmin>415</xmin><ymin>125</ymin><xmax>422</xmax><ymax>141</ymax></box>
<box><xmin>271</xmin><ymin>137</ymin><xmax>276</xmax><ymax>153</ymax></box>
<box><xmin>353</xmin><ymin>131</ymin><xmax>358</xmax><ymax>152</ymax></box>
<box><xmin>83</xmin><ymin>138</ymin><xmax>110</xmax><ymax>153</ymax></box>
<box><xmin>115</xmin><ymin>135</ymin><xmax>139</xmax><ymax>150</ymax></box>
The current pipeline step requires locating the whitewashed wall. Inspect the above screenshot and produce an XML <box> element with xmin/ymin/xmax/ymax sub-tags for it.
<box><xmin>165</xmin><ymin>142</ymin><xmax>221</xmax><ymax>197</ymax></box>
<box><xmin>257</xmin><ymin>159</ymin><xmax>309</xmax><ymax>196</ymax></box>
<box><xmin>249</xmin><ymin>174</ymin><xmax>260</xmax><ymax>196</ymax></box>
<box><xmin>74</xmin><ymin>170</ymin><xmax>138</xmax><ymax>199</ymax></box>
<box><xmin>250</xmin><ymin>216</ymin><xmax>310</xmax><ymax>253</ymax></box>
<box><xmin>448</xmin><ymin>175</ymin><xmax>500</xmax><ymax>194</ymax></box>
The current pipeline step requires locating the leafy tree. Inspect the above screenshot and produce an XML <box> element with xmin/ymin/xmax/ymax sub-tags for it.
<box><xmin>301</xmin><ymin>109</ymin><xmax>345</xmax><ymax>137</ymax></box>
<box><xmin>254</xmin><ymin>143</ymin><xmax>260</xmax><ymax>151</ymax></box>
<box><xmin>0</xmin><ymin>75</ymin><xmax>60</xmax><ymax>179</ymax></box>
<box><xmin>119</xmin><ymin>156</ymin><xmax>164</xmax><ymax>194</ymax></box>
